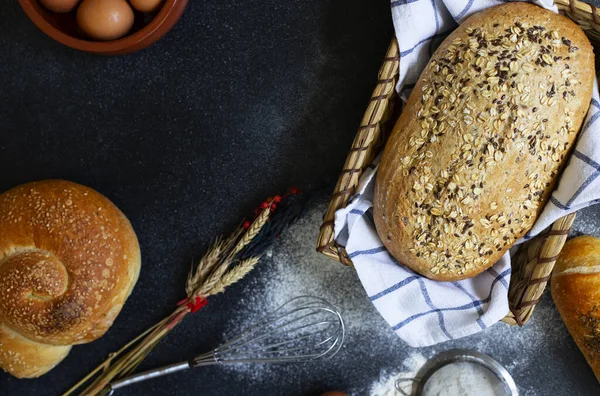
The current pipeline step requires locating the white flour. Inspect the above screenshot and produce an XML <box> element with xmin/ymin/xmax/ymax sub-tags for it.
<box><xmin>571</xmin><ymin>206</ymin><xmax>600</xmax><ymax>237</ymax></box>
<box><xmin>239</xmin><ymin>208</ymin><xmax>393</xmax><ymax>337</ymax></box>
<box><xmin>221</xmin><ymin>201</ymin><xmax>401</xmax><ymax>378</ymax></box>
<box><xmin>370</xmin><ymin>353</ymin><xmax>427</xmax><ymax>396</ymax></box>
<box><xmin>231</xmin><ymin>205</ymin><xmax>383</xmax><ymax>328</ymax></box>
<box><xmin>369</xmin><ymin>354</ymin><xmax>505</xmax><ymax>396</ymax></box>
<box><xmin>422</xmin><ymin>362</ymin><xmax>505</xmax><ymax>396</ymax></box>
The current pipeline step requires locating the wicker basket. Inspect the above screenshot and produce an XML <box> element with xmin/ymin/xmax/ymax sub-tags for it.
<box><xmin>316</xmin><ymin>0</ymin><xmax>596</xmax><ymax>326</ymax></box>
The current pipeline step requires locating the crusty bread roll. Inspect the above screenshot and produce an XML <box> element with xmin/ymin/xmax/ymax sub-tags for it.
<box><xmin>374</xmin><ymin>3</ymin><xmax>594</xmax><ymax>281</ymax></box>
<box><xmin>552</xmin><ymin>236</ymin><xmax>600</xmax><ymax>382</ymax></box>
<box><xmin>0</xmin><ymin>180</ymin><xmax>141</xmax><ymax>378</ymax></box>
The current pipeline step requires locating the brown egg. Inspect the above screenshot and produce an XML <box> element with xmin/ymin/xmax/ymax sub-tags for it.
<box><xmin>129</xmin><ymin>0</ymin><xmax>164</xmax><ymax>13</ymax></box>
<box><xmin>38</xmin><ymin>0</ymin><xmax>81</xmax><ymax>13</ymax></box>
<box><xmin>321</xmin><ymin>392</ymin><xmax>348</xmax><ymax>396</ymax></box>
<box><xmin>76</xmin><ymin>0</ymin><xmax>134</xmax><ymax>41</ymax></box>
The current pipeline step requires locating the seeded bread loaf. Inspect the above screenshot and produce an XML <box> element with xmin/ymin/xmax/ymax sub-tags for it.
<box><xmin>551</xmin><ymin>236</ymin><xmax>600</xmax><ymax>383</ymax></box>
<box><xmin>374</xmin><ymin>3</ymin><xmax>594</xmax><ymax>281</ymax></box>
<box><xmin>0</xmin><ymin>180</ymin><xmax>141</xmax><ymax>378</ymax></box>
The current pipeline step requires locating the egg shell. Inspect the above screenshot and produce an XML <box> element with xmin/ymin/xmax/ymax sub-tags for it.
<box><xmin>38</xmin><ymin>0</ymin><xmax>81</xmax><ymax>13</ymax></box>
<box><xmin>129</xmin><ymin>0</ymin><xmax>164</xmax><ymax>13</ymax></box>
<box><xmin>76</xmin><ymin>0</ymin><xmax>135</xmax><ymax>41</ymax></box>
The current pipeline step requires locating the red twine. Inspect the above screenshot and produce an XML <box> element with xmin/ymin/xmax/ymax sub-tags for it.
<box><xmin>177</xmin><ymin>296</ymin><xmax>208</xmax><ymax>313</ymax></box>
<box><xmin>247</xmin><ymin>187</ymin><xmax>301</xmax><ymax>222</ymax></box>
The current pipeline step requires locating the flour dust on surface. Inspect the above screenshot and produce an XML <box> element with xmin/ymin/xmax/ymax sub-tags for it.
<box><xmin>218</xmin><ymin>198</ymin><xmax>597</xmax><ymax>395</ymax></box>
<box><xmin>369</xmin><ymin>353</ymin><xmax>427</xmax><ymax>396</ymax></box>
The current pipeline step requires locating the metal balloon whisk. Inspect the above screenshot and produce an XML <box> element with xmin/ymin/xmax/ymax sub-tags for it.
<box><xmin>108</xmin><ymin>296</ymin><xmax>345</xmax><ymax>393</ymax></box>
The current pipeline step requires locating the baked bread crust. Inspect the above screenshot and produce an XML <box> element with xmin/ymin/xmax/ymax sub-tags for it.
<box><xmin>552</xmin><ymin>236</ymin><xmax>600</xmax><ymax>382</ymax></box>
<box><xmin>0</xmin><ymin>180</ymin><xmax>141</xmax><ymax>378</ymax></box>
<box><xmin>374</xmin><ymin>3</ymin><xmax>594</xmax><ymax>281</ymax></box>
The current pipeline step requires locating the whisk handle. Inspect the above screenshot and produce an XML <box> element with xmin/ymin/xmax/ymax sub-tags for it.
<box><xmin>109</xmin><ymin>361</ymin><xmax>191</xmax><ymax>392</ymax></box>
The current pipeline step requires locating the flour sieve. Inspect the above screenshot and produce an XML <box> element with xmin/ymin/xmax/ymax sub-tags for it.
<box><xmin>395</xmin><ymin>349</ymin><xmax>519</xmax><ymax>396</ymax></box>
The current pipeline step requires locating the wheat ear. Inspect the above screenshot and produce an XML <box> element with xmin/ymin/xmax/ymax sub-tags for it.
<box><xmin>185</xmin><ymin>238</ymin><xmax>224</xmax><ymax>296</ymax></box>
<box><xmin>230</xmin><ymin>205</ymin><xmax>271</xmax><ymax>257</ymax></box>
<box><xmin>196</xmin><ymin>204</ymin><xmax>272</xmax><ymax>296</ymax></box>
<box><xmin>208</xmin><ymin>257</ymin><xmax>260</xmax><ymax>295</ymax></box>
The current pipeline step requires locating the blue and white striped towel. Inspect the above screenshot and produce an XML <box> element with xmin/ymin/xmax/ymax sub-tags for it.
<box><xmin>334</xmin><ymin>0</ymin><xmax>600</xmax><ymax>347</ymax></box>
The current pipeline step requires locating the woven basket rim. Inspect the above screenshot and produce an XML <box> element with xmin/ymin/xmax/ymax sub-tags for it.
<box><xmin>315</xmin><ymin>0</ymin><xmax>596</xmax><ymax>326</ymax></box>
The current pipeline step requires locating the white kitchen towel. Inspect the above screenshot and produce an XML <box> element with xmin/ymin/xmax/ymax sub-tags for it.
<box><xmin>334</xmin><ymin>0</ymin><xmax>600</xmax><ymax>347</ymax></box>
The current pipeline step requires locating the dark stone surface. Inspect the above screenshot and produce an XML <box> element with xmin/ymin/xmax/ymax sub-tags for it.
<box><xmin>1</xmin><ymin>1</ymin><xmax>600</xmax><ymax>395</ymax></box>
<box><xmin>0</xmin><ymin>0</ymin><xmax>392</xmax><ymax>395</ymax></box>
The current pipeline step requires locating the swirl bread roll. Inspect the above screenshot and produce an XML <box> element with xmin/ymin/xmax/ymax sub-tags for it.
<box><xmin>374</xmin><ymin>3</ymin><xmax>594</xmax><ymax>281</ymax></box>
<box><xmin>0</xmin><ymin>180</ymin><xmax>141</xmax><ymax>378</ymax></box>
<box><xmin>552</xmin><ymin>236</ymin><xmax>600</xmax><ymax>382</ymax></box>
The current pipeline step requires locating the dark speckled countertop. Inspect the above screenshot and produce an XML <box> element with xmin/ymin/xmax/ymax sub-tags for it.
<box><xmin>2</xmin><ymin>1</ymin><xmax>600</xmax><ymax>395</ymax></box>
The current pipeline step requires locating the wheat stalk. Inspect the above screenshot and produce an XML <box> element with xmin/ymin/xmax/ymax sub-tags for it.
<box><xmin>231</xmin><ymin>205</ymin><xmax>271</xmax><ymax>256</ymax></box>
<box><xmin>185</xmin><ymin>224</ymin><xmax>246</xmax><ymax>297</ymax></box>
<box><xmin>208</xmin><ymin>257</ymin><xmax>260</xmax><ymax>295</ymax></box>
<box><xmin>195</xmin><ymin>205</ymin><xmax>272</xmax><ymax>297</ymax></box>
<box><xmin>64</xmin><ymin>194</ymin><xmax>296</xmax><ymax>396</ymax></box>
<box><xmin>185</xmin><ymin>238</ymin><xmax>224</xmax><ymax>296</ymax></box>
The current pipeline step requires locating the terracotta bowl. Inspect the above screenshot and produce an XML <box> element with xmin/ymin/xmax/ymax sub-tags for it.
<box><xmin>18</xmin><ymin>0</ymin><xmax>189</xmax><ymax>55</ymax></box>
